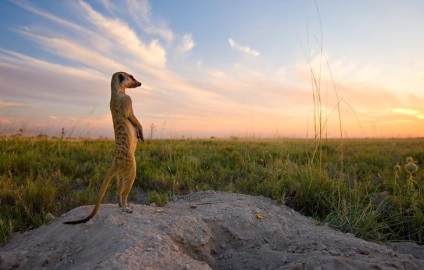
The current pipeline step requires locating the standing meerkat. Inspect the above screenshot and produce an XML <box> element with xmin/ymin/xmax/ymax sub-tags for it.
<box><xmin>64</xmin><ymin>72</ymin><xmax>144</xmax><ymax>224</ymax></box>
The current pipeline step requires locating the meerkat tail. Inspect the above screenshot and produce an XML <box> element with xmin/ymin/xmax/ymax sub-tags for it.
<box><xmin>63</xmin><ymin>215</ymin><xmax>92</xmax><ymax>224</ymax></box>
<box><xmin>63</xmin><ymin>168</ymin><xmax>118</xmax><ymax>224</ymax></box>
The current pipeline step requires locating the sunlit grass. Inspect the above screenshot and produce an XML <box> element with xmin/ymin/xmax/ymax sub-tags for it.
<box><xmin>0</xmin><ymin>136</ymin><xmax>423</xmax><ymax>244</ymax></box>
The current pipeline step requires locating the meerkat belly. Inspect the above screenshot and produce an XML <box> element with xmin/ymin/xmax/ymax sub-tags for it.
<box><xmin>113</xmin><ymin>118</ymin><xmax>137</xmax><ymax>163</ymax></box>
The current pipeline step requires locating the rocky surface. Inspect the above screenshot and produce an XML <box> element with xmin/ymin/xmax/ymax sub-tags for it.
<box><xmin>1</xmin><ymin>191</ymin><xmax>423</xmax><ymax>269</ymax></box>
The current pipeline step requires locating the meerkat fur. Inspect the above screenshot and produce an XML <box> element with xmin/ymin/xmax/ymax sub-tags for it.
<box><xmin>64</xmin><ymin>72</ymin><xmax>144</xmax><ymax>224</ymax></box>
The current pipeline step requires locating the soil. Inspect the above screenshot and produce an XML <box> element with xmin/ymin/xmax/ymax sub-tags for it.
<box><xmin>1</xmin><ymin>191</ymin><xmax>423</xmax><ymax>269</ymax></box>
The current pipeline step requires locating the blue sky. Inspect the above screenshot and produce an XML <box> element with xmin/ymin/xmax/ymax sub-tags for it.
<box><xmin>1</xmin><ymin>0</ymin><xmax>423</xmax><ymax>138</ymax></box>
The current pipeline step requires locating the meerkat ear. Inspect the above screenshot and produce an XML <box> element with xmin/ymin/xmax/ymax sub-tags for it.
<box><xmin>118</xmin><ymin>73</ymin><xmax>125</xmax><ymax>83</ymax></box>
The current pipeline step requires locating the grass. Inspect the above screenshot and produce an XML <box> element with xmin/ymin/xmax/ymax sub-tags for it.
<box><xmin>0</xmin><ymin>136</ymin><xmax>423</xmax><ymax>245</ymax></box>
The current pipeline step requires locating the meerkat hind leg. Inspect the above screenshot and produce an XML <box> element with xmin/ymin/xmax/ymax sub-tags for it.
<box><xmin>116</xmin><ymin>173</ymin><xmax>126</xmax><ymax>209</ymax></box>
<box><xmin>117</xmin><ymin>174</ymin><xmax>131</xmax><ymax>210</ymax></box>
<box><xmin>121</xmin><ymin>167</ymin><xmax>136</xmax><ymax>213</ymax></box>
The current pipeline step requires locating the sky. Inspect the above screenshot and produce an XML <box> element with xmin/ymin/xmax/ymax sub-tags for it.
<box><xmin>0</xmin><ymin>0</ymin><xmax>424</xmax><ymax>139</ymax></box>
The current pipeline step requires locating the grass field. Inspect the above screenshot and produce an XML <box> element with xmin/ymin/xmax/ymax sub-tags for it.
<box><xmin>0</xmin><ymin>136</ymin><xmax>422</xmax><ymax>245</ymax></box>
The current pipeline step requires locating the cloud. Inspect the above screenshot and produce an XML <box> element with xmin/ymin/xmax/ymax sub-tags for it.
<box><xmin>228</xmin><ymin>38</ymin><xmax>261</xmax><ymax>58</ymax></box>
<box><xmin>294</xmin><ymin>51</ymin><xmax>383</xmax><ymax>86</ymax></box>
<box><xmin>10</xmin><ymin>0</ymin><xmax>97</xmax><ymax>37</ymax></box>
<box><xmin>9</xmin><ymin>1</ymin><xmax>177</xmax><ymax>80</ymax></box>
<box><xmin>391</xmin><ymin>108</ymin><xmax>424</xmax><ymax>119</ymax></box>
<box><xmin>79</xmin><ymin>1</ymin><xmax>167</xmax><ymax>68</ymax></box>
<box><xmin>15</xmin><ymin>31</ymin><xmax>124</xmax><ymax>73</ymax></box>
<box><xmin>0</xmin><ymin>48</ymin><xmax>109</xmax><ymax>108</ymax></box>
<box><xmin>179</xmin><ymin>34</ymin><xmax>195</xmax><ymax>53</ymax></box>
<box><xmin>8</xmin><ymin>2</ymin><xmax>181</xmax><ymax>70</ymax></box>
<box><xmin>126</xmin><ymin>0</ymin><xmax>174</xmax><ymax>41</ymax></box>
<box><xmin>0</xmin><ymin>100</ymin><xmax>25</xmax><ymax>108</ymax></box>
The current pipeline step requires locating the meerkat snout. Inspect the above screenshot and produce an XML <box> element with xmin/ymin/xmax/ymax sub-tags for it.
<box><xmin>130</xmin><ymin>75</ymin><xmax>141</xmax><ymax>87</ymax></box>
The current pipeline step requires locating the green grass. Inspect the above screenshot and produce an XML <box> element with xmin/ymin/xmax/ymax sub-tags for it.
<box><xmin>0</xmin><ymin>136</ymin><xmax>423</xmax><ymax>245</ymax></box>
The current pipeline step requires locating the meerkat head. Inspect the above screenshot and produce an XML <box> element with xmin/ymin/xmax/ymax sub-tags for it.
<box><xmin>112</xmin><ymin>72</ymin><xmax>142</xmax><ymax>91</ymax></box>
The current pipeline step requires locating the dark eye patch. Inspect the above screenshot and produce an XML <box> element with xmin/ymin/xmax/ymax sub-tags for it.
<box><xmin>118</xmin><ymin>73</ymin><xmax>124</xmax><ymax>83</ymax></box>
<box><xmin>129</xmin><ymin>75</ymin><xmax>135</xmax><ymax>81</ymax></box>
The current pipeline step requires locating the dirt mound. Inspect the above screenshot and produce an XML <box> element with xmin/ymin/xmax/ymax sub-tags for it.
<box><xmin>1</xmin><ymin>191</ymin><xmax>423</xmax><ymax>269</ymax></box>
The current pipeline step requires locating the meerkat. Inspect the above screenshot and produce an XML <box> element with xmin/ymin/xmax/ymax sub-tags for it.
<box><xmin>64</xmin><ymin>72</ymin><xmax>144</xmax><ymax>224</ymax></box>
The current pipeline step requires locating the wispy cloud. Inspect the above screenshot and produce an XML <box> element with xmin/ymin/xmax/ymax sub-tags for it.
<box><xmin>0</xmin><ymin>100</ymin><xmax>25</xmax><ymax>108</ymax></box>
<box><xmin>126</xmin><ymin>0</ymin><xmax>174</xmax><ymax>41</ymax></box>
<box><xmin>0</xmin><ymin>48</ymin><xmax>109</xmax><ymax>110</ymax></box>
<box><xmin>179</xmin><ymin>34</ymin><xmax>195</xmax><ymax>53</ymax></box>
<box><xmin>15</xmin><ymin>31</ymin><xmax>124</xmax><ymax>72</ymax></box>
<box><xmin>228</xmin><ymin>38</ymin><xmax>260</xmax><ymax>58</ymax></box>
<box><xmin>391</xmin><ymin>108</ymin><xmax>424</xmax><ymax>120</ymax></box>
<box><xmin>79</xmin><ymin>1</ymin><xmax>167</xmax><ymax>68</ymax></box>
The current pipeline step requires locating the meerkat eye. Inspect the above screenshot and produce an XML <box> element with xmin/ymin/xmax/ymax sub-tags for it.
<box><xmin>129</xmin><ymin>75</ymin><xmax>135</xmax><ymax>81</ymax></box>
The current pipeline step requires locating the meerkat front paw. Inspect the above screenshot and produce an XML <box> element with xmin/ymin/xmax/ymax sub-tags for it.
<box><xmin>123</xmin><ymin>207</ymin><xmax>133</xmax><ymax>213</ymax></box>
<box><xmin>137</xmin><ymin>128</ymin><xmax>144</xmax><ymax>142</ymax></box>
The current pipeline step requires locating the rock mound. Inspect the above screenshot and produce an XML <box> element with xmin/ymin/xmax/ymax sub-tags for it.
<box><xmin>1</xmin><ymin>191</ymin><xmax>423</xmax><ymax>269</ymax></box>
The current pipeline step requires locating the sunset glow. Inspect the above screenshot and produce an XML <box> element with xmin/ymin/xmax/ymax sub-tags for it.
<box><xmin>1</xmin><ymin>1</ymin><xmax>423</xmax><ymax>138</ymax></box>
